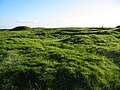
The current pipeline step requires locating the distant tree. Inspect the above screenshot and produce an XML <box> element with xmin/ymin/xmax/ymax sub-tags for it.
<box><xmin>11</xmin><ymin>26</ymin><xmax>31</xmax><ymax>31</ymax></box>
<box><xmin>116</xmin><ymin>25</ymin><xmax>120</xmax><ymax>28</ymax></box>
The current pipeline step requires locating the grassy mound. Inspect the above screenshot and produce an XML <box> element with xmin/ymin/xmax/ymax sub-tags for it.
<box><xmin>0</xmin><ymin>27</ymin><xmax>120</xmax><ymax>90</ymax></box>
<box><xmin>11</xmin><ymin>26</ymin><xmax>31</xmax><ymax>31</ymax></box>
<box><xmin>116</xmin><ymin>25</ymin><xmax>120</xmax><ymax>28</ymax></box>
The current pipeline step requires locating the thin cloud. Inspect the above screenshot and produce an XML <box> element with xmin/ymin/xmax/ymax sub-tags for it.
<box><xmin>17</xmin><ymin>19</ymin><xmax>37</xmax><ymax>23</ymax></box>
<box><xmin>0</xmin><ymin>18</ymin><xmax>12</xmax><ymax>21</ymax></box>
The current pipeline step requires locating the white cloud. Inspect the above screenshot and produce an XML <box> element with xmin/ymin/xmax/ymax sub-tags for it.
<box><xmin>0</xmin><ymin>18</ymin><xmax>12</xmax><ymax>21</ymax></box>
<box><xmin>17</xmin><ymin>19</ymin><xmax>37</xmax><ymax>23</ymax></box>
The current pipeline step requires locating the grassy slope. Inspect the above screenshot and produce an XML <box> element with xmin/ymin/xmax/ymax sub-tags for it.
<box><xmin>0</xmin><ymin>27</ymin><xmax>120</xmax><ymax>90</ymax></box>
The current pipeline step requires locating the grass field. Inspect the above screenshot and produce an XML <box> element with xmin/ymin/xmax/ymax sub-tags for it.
<box><xmin>0</xmin><ymin>27</ymin><xmax>120</xmax><ymax>90</ymax></box>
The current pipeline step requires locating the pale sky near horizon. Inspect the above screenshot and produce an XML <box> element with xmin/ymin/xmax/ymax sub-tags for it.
<box><xmin>0</xmin><ymin>0</ymin><xmax>120</xmax><ymax>29</ymax></box>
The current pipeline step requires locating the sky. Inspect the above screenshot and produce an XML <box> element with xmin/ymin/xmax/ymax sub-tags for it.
<box><xmin>0</xmin><ymin>0</ymin><xmax>120</xmax><ymax>29</ymax></box>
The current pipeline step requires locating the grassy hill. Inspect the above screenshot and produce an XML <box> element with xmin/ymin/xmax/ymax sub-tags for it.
<box><xmin>0</xmin><ymin>27</ymin><xmax>120</xmax><ymax>90</ymax></box>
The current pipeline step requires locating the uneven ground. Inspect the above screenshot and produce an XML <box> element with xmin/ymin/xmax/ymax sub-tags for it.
<box><xmin>0</xmin><ymin>27</ymin><xmax>120</xmax><ymax>90</ymax></box>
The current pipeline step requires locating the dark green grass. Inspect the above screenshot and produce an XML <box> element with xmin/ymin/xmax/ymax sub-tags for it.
<box><xmin>0</xmin><ymin>27</ymin><xmax>120</xmax><ymax>90</ymax></box>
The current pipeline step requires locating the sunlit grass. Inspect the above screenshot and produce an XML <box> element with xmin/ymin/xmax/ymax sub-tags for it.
<box><xmin>0</xmin><ymin>27</ymin><xmax>120</xmax><ymax>90</ymax></box>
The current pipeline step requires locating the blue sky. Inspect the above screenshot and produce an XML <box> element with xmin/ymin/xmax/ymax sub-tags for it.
<box><xmin>0</xmin><ymin>0</ymin><xmax>120</xmax><ymax>28</ymax></box>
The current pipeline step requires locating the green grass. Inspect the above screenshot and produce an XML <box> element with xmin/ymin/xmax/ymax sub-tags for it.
<box><xmin>0</xmin><ymin>27</ymin><xmax>120</xmax><ymax>90</ymax></box>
